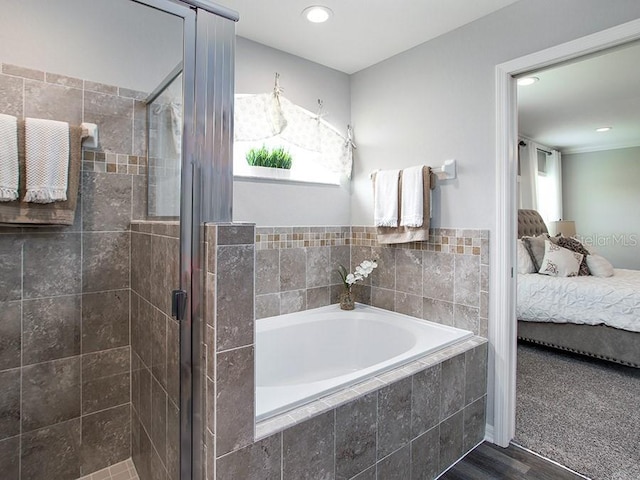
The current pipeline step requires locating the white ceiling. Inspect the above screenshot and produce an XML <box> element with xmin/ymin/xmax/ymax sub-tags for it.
<box><xmin>518</xmin><ymin>41</ymin><xmax>640</xmax><ymax>154</ymax></box>
<box><xmin>219</xmin><ymin>0</ymin><xmax>640</xmax><ymax>155</ymax></box>
<box><xmin>222</xmin><ymin>0</ymin><xmax>519</xmax><ymax>74</ymax></box>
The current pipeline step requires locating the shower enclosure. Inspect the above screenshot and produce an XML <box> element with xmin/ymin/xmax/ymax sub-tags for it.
<box><xmin>0</xmin><ymin>1</ymin><xmax>236</xmax><ymax>479</ymax></box>
<box><xmin>147</xmin><ymin>67</ymin><xmax>184</xmax><ymax>218</ymax></box>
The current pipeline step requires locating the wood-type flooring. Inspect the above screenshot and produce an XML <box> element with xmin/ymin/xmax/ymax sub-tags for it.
<box><xmin>440</xmin><ymin>442</ymin><xmax>587</xmax><ymax>480</ymax></box>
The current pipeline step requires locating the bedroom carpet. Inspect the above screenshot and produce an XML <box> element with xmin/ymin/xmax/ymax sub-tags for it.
<box><xmin>515</xmin><ymin>343</ymin><xmax>640</xmax><ymax>480</ymax></box>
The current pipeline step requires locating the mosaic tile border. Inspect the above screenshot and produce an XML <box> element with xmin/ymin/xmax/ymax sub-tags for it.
<box><xmin>82</xmin><ymin>151</ymin><xmax>147</xmax><ymax>175</ymax></box>
<box><xmin>255</xmin><ymin>226</ymin><xmax>352</xmax><ymax>250</ymax></box>
<box><xmin>255</xmin><ymin>225</ymin><xmax>489</xmax><ymax>256</ymax></box>
<box><xmin>256</xmin><ymin>336</ymin><xmax>487</xmax><ymax>439</ymax></box>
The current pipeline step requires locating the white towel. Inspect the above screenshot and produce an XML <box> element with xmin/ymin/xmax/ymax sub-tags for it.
<box><xmin>374</xmin><ymin>169</ymin><xmax>400</xmax><ymax>227</ymax></box>
<box><xmin>0</xmin><ymin>114</ymin><xmax>19</xmax><ymax>202</ymax></box>
<box><xmin>400</xmin><ymin>165</ymin><xmax>424</xmax><ymax>227</ymax></box>
<box><xmin>24</xmin><ymin>118</ymin><xmax>70</xmax><ymax>203</ymax></box>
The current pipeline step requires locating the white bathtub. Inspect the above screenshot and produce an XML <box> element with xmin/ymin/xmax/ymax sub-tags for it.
<box><xmin>256</xmin><ymin>303</ymin><xmax>473</xmax><ymax>421</ymax></box>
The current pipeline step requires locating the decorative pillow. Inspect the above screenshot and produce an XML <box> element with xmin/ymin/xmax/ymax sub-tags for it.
<box><xmin>586</xmin><ymin>254</ymin><xmax>614</xmax><ymax>277</ymax></box>
<box><xmin>557</xmin><ymin>236</ymin><xmax>591</xmax><ymax>276</ymax></box>
<box><xmin>517</xmin><ymin>239</ymin><xmax>536</xmax><ymax>274</ymax></box>
<box><xmin>539</xmin><ymin>240</ymin><xmax>583</xmax><ymax>277</ymax></box>
<box><xmin>521</xmin><ymin>234</ymin><xmax>550</xmax><ymax>271</ymax></box>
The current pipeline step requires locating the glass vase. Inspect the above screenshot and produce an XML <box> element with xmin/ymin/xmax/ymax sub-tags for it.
<box><xmin>339</xmin><ymin>288</ymin><xmax>355</xmax><ymax>310</ymax></box>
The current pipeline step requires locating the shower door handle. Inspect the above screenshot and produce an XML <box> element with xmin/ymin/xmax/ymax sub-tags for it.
<box><xmin>171</xmin><ymin>289</ymin><xmax>187</xmax><ymax>321</ymax></box>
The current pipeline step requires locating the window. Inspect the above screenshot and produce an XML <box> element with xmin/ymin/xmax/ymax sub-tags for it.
<box><xmin>234</xmin><ymin>93</ymin><xmax>352</xmax><ymax>185</ymax></box>
<box><xmin>234</xmin><ymin>137</ymin><xmax>341</xmax><ymax>185</ymax></box>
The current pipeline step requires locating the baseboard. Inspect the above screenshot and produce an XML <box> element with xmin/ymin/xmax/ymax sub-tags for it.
<box><xmin>483</xmin><ymin>423</ymin><xmax>495</xmax><ymax>444</ymax></box>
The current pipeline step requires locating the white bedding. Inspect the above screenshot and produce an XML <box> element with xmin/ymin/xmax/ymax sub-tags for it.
<box><xmin>517</xmin><ymin>269</ymin><xmax>640</xmax><ymax>332</ymax></box>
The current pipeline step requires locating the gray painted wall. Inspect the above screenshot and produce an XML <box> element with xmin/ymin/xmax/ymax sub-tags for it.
<box><xmin>349</xmin><ymin>0</ymin><xmax>640</xmax><ymax>229</ymax></box>
<box><xmin>563</xmin><ymin>146</ymin><xmax>640</xmax><ymax>269</ymax></box>
<box><xmin>0</xmin><ymin>0</ymin><xmax>182</xmax><ymax>93</ymax></box>
<box><xmin>233</xmin><ymin>37</ymin><xmax>352</xmax><ymax>226</ymax></box>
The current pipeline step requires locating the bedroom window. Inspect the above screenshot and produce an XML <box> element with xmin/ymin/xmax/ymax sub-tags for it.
<box><xmin>518</xmin><ymin>140</ymin><xmax>563</xmax><ymax>226</ymax></box>
<box><xmin>535</xmin><ymin>148</ymin><xmax>562</xmax><ymax>226</ymax></box>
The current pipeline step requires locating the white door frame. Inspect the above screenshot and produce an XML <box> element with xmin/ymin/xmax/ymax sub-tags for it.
<box><xmin>491</xmin><ymin>17</ymin><xmax>640</xmax><ymax>447</ymax></box>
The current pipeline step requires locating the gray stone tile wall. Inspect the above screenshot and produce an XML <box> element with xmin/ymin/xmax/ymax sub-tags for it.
<box><xmin>0</xmin><ymin>173</ymin><xmax>138</xmax><ymax>479</ymax></box>
<box><xmin>0</xmin><ymin>63</ymin><xmax>148</xmax><ymax>479</ymax></box>
<box><xmin>202</xmin><ymin>224</ymin><xmax>256</xmax><ymax>479</ymax></box>
<box><xmin>255</xmin><ymin>226</ymin><xmax>489</xmax><ymax>336</ymax></box>
<box><xmin>254</xmin><ymin>226</ymin><xmax>351</xmax><ymax>320</ymax></box>
<box><xmin>130</xmin><ymin>222</ymin><xmax>180</xmax><ymax>480</ymax></box>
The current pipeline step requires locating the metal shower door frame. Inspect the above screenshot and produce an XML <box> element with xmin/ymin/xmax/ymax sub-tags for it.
<box><xmin>131</xmin><ymin>1</ymin><xmax>237</xmax><ymax>479</ymax></box>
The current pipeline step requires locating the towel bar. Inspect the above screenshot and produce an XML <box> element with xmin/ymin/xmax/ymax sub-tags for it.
<box><xmin>432</xmin><ymin>159</ymin><xmax>456</xmax><ymax>180</ymax></box>
<box><xmin>369</xmin><ymin>159</ymin><xmax>456</xmax><ymax>180</ymax></box>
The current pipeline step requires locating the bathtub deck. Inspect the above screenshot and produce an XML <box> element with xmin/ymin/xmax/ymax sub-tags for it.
<box><xmin>256</xmin><ymin>335</ymin><xmax>487</xmax><ymax>439</ymax></box>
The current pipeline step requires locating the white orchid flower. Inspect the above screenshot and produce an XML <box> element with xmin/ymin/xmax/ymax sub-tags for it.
<box><xmin>361</xmin><ymin>260</ymin><xmax>373</xmax><ymax>270</ymax></box>
<box><xmin>338</xmin><ymin>259</ymin><xmax>378</xmax><ymax>287</ymax></box>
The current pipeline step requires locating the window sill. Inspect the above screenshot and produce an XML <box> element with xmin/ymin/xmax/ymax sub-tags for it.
<box><xmin>233</xmin><ymin>165</ymin><xmax>341</xmax><ymax>186</ymax></box>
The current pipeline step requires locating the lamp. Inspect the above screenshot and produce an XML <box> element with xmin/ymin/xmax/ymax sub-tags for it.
<box><xmin>551</xmin><ymin>220</ymin><xmax>576</xmax><ymax>237</ymax></box>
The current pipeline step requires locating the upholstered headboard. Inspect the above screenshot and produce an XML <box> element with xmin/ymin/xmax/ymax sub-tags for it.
<box><xmin>518</xmin><ymin>209</ymin><xmax>548</xmax><ymax>238</ymax></box>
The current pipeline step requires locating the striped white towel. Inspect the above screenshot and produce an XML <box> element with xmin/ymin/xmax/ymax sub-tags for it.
<box><xmin>0</xmin><ymin>114</ymin><xmax>19</xmax><ymax>201</ymax></box>
<box><xmin>24</xmin><ymin>118</ymin><xmax>70</xmax><ymax>203</ymax></box>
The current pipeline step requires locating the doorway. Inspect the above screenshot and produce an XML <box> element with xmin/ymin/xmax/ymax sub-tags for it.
<box><xmin>492</xmin><ymin>17</ymin><xmax>640</xmax><ymax>448</ymax></box>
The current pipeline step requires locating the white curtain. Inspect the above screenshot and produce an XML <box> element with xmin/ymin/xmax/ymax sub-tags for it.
<box><xmin>541</xmin><ymin>149</ymin><xmax>563</xmax><ymax>224</ymax></box>
<box><xmin>518</xmin><ymin>140</ymin><xmax>563</xmax><ymax>227</ymax></box>
<box><xmin>518</xmin><ymin>140</ymin><xmax>539</xmax><ymax>210</ymax></box>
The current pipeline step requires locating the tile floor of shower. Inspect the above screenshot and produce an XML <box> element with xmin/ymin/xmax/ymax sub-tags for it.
<box><xmin>77</xmin><ymin>459</ymin><xmax>138</xmax><ymax>480</ymax></box>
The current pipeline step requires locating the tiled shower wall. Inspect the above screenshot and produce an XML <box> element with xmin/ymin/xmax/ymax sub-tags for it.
<box><xmin>130</xmin><ymin>222</ymin><xmax>181</xmax><ymax>480</ymax></box>
<box><xmin>205</xmin><ymin>223</ymin><xmax>488</xmax><ymax>480</ymax></box>
<box><xmin>0</xmin><ymin>63</ymin><xmax>148</xmax><ymax>479</ymax></box>
<box><xmin>255</xmin><ymin>226</ymin><xmax>489</xmax><ymax>336</ymax></box>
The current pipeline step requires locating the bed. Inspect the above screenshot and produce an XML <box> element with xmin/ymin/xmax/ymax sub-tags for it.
<box><xmin>517</xmin><ymin>209</ymin><xmax>640</xmax><ymax>367</ymax></box>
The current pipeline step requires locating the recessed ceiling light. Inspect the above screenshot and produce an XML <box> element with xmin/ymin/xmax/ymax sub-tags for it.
<box><xmin>596</xmin><ymin>126</ymin><xmax>612</xmax><ymax>132</ymax></box>
<box><xmin>517</xmin><ymin>76</ymin><xmax>539</xmax><ymax>86</ymax></box>
<box><xmin>302</xmin><ymin>5</ymin><xmax>333</xmax><ymax>23</ymax></box>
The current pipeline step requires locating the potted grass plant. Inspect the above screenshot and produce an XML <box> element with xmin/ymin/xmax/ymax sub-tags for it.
<box><xmin>245</xmin><ymin>145</ymin><xmax>293</xmax><ymax>178</ymax></box>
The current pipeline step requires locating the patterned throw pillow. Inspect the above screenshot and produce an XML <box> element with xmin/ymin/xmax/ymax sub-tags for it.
<box><xmin>539</xmin><ymin>240</ymin><xmax>583</xmax><ymax>277</ymax></box>
<box><xmin>557</xmin><ymin>236</ymin><xmax>591</xmax><ymax>276</ymax></box>
<box><xmin>521</xmin><ymin>234</ymin><xmax>550</xmax><ymax>271</ymax></box>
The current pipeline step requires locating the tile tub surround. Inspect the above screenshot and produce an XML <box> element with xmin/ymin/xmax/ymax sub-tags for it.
<box><xmin>130</xmin><ymin>222</ymin><xmax>181</xmax><ymax>480</ymax></box>
<box><xmin>202</xmin><ymin>224</ymin><xmax>257</xmax><ymax>480</ymax></box>
<box><xmin>255</xmin><ymin>226</ymin><xmax>489</xmax><ymax>337</ymax></box>
<box><xmin>205</xmin><ymin>223</ymin><xmax>488</xmax><ymax>480</ymax></box>
<box><xmin>0</xmin><ymin>62</ymin><xmax>150</xmax><ymax>479</ymax></box>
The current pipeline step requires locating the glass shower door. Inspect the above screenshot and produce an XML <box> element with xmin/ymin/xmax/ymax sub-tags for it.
<box><xmin>128</xmin><ymin>2</ymin><xmax>191</xmax><ymax>480</ymax></box>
